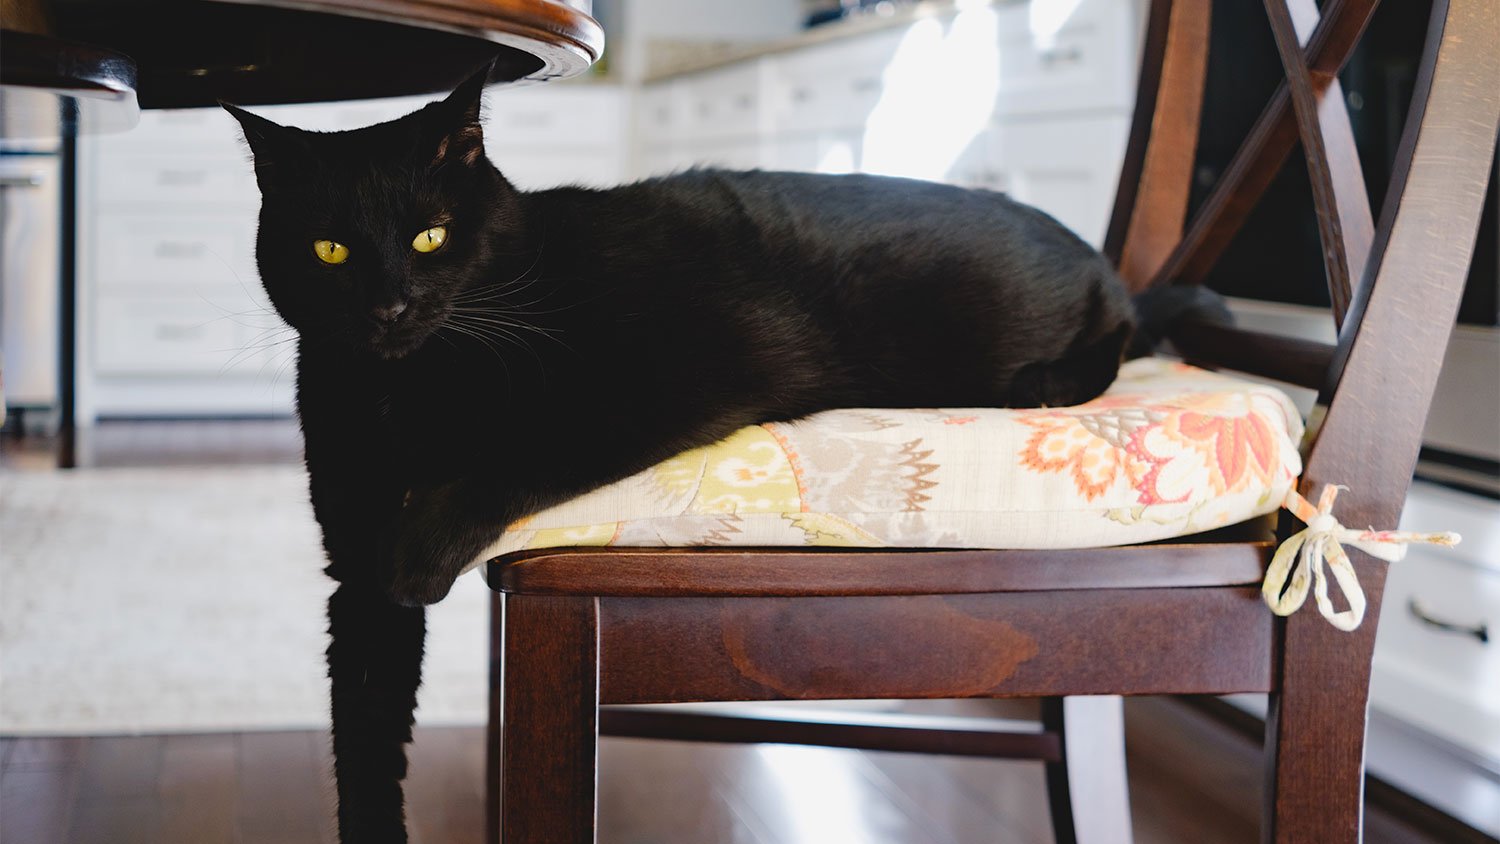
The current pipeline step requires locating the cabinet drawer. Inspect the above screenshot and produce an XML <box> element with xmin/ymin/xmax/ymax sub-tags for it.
<box><xmin>769</xmin><ymin>30</ymin><xmax>904</xmax><ymax>135</ymax></box>
<box><xmin>1371</xmin><ymin>483</ymin><xmax>1500</xmax><ymax>760</ymax></box>
<box><xmin>677</xmin><ymin>63</ymin><xmax>764</xmax><ymax>142</ymax></box>
<box><xmin>95</xmin><ymin>295</ymin><xmax>249</xmax><ymax>375</ymax></box>
<box><xmin>94</xmin><ymin>215</ymin><xmax>257</xmax><ymax>290</ymax></box>
<box><xmin>95</xmin><ymin>108</ymin><xmax>246</xmax><ymax>158</ymax></box>
<box><xmin>261</xmin><ymin>95</ymin><xmax>429</xmax><ymax>133</ymax></box>
<box><xmin>637</xmin><ymin>85</ymin><xmax>681</xmax><ymax>146</ymax></box>
<box><xmin>1378</xmin><ymin>548</ymin><xmax>1499</xmax><ymax>695</ymax></box>
<box><xmin>96</xmin><ymin>156</ymin><xmax>258</xmax><ymax>207</ymax></box>
<box><xmin>485</xmin><ymin>87</ymin><xmax>621</xmax><ymax>148</ymax></box>
<box><xmin>992</xmin><ymin>0</ymin><xmax>1141</xmax><ymax>117</ymax></box>
<box><xmin>985</xmin><ymin>114</ymin><xmax>1131</xmax><ymax>246</ymax></box>
<box><xmin>674</xmin><ymin>139</ymin><xmax>765</xmax><ymax>172</ymax></box>
<box><xmin>764</xmin><ymin>133</ymin><xmax>860</xmax><ymax>175</ymax></box>
<box><xmin>493</xmin><ymin>148</ymin><xmax>624</xmax><ymax>190</ymax></box>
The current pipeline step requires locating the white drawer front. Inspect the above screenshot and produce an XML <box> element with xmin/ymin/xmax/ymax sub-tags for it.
<box><xmin>674</xmin><ymin>139</ymin><xmax>766</xmax><ymax>172</ymax></box>
<box><xmin>765</xmin><ymin>133</ymin><xmax>861</xmax><ymax>175</ymax></box>
<box><xmin>992</xmin><ymin>0</ymin><xmax>1140</xmax><ymax>117</ymax></box>
<box><xmin>677</xmin><ymin>63</ymin><xmax>764</xmax><ymax>142</ymax></box>
<box><xmin>637</xmin><ymin>84</ymin><xmax>682</xmax><ymax>148</ymax></box>
<box><xmin>96</xmin><ymin>156</ymin><xmax>258</xmax><ymax>208</ymax></box>
<box><xmin>769</xmin><ymin>30</ymin><xmax>904</xmax><ymax>135</ymax></box>
<box><xmin>95</xmin><ymin>295</ymin><xmax>250</xmax><ymax>375</ymax></box>
<box><xmin>984</xmin><ymin>114</ymin><xmax>1131</xmax><ymax>246</ymax></box>
<box><xmin>1372</xmin><ymin>482</ymin><xmax>1500</xmax><ymax>761</ymax></box>
<box><xmin>1379</xmin><ymin>549</ymin><xmax>1499</xmax><ymax>700</ymax></box>
<box><xmin>96</xmin><ymin>108</ymin><xmax>247</xmax><ymax>158</ymax></box>
<box><xmin>494</xmin><ymin>148</ymin><xmax>624</xmax><ymax>190</ymax></box>
<box><xmin>485</xmin><ymin>87</ymin><xmax>622</xmax><ymax>149</ymax></box>
<box><xmin>262</xmin><ymin>96</ymin><xmax>429</xmax><ymax>133</ymax></box>
<box><xmin>95</xmin><ymin>215</ymin><xmax>257</xmax><ymax>291</ymax></box>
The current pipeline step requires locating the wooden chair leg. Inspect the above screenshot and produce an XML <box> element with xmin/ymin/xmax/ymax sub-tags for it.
<box><xmin>1042</xmin><ymin>696</ymin><xmax>1134</xmax><ymax>844</ymax></box>
<box><xmin>1263</xmin><ymin>569</ymin><xmax>1385</xmax><ymax>844</ymax></box>
<box><xmin>492</xmin><ymin>594</ymin><xmax>600</xmax><ymax>844</ymax></box>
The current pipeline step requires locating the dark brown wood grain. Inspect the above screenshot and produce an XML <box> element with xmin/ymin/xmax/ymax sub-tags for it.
<box><xmin>485</xmin><ymin>592</ymin><xmax>504</xmax><ymax>844</ymax></box>
<box><xmin>43</xmin><ymin>0</ymin><xmax>604</xmax><ymax>108</ymax></box>
<box><xmin>1265</xmin><ymin>1</ymin><xmax>1500</xmax><ymax>841</ymax></box>
<box><xmin>1111</xmin><ymin>0</ymin><xmax>1212</xmax><ymax>290</ymax></box>
<box><xmin>596</xmin><ymin>589</ymin><xmax>1274</xmax><ymax>705</ymax></box>
<box><xmin>1263</xmin><ymin>0</ymin><xmax>1375</xmax><ymax>326</ymax></box>
<box><xmin>498</xmin><ymin>595</ymin><xmax>600</xmax><ymax>844</ymax></box>
<box><xmin>493</xmin><ymin>534</ymin><xmax>1273</xmax><ymax>597</ymax></box>
<box><xmin>1102</xmin><ymin>0</ymin><xmax>1177</xmax><ymax>267</ymax></box>
<box><xmin>1150</xmin><ymin>0</ymin><xmax>1382</xmax><ymax>289</ymax></box>
<box><xmin>1168</xmin><ymin>320</ymin><xmax>1336</xmax><ymax>390</ymax></box>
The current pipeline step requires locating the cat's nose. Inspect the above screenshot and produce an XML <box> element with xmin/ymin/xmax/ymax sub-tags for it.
<box><xmin>370</xmin><ymin>302</ymin><xmax>407</xmax><ymax>324</ymax></box>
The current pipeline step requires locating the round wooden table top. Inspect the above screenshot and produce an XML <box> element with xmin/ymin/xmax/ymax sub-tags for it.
<box><xmin>9</xmin><ymin>0</ymin><xmax>603</xmax><ymax>110</ymax></box>
<box><xmin>0</xmin><ymin>29</ymin><xmax>140</xmax><ymax>136</ymax></box>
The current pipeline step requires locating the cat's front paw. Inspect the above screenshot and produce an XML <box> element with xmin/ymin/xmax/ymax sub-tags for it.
<box><xmin>380</xmin><ymin>486</ymin><xmax>489</xmax><ymax>607</ymax></box>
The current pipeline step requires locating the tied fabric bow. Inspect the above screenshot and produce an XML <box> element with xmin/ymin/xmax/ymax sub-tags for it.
<box><xmin>1262</xmin><ymin>485</ymin><xmax>1461</xmax><ymax>631</ymax></box>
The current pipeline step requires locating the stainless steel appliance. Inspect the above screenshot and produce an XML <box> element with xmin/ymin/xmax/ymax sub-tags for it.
<box><xmin>1</xmin><ymin>151</ymin><xmax>61</xmax><ymax>422</ymax></box>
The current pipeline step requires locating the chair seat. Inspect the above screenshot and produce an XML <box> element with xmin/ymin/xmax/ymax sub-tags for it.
<box><xmin>477</xmin><ymin>358</ymin><xmax>1304</xmax><ymax>570</ymax></box>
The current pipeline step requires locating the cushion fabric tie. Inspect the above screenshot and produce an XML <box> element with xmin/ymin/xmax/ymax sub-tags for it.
<box><xmin>1262</xmin><ymin>485</ymin><xmax>1461</xmax><ymax>631</ymax></box>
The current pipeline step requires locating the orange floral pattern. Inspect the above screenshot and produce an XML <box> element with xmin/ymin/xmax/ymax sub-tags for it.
<box><xmin>471</xmin><ymin>358</ymin><xmax>1304</xmax><ymax>568</ymax></box>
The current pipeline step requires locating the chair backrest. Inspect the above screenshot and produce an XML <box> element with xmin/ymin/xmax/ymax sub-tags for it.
<box><xmin>1106</xmin><ymin>0</ymin><xmax>1499</xmax><ymax>531</ymax></box>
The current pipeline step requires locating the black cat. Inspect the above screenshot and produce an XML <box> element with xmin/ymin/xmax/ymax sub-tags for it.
<box><xmin>227</xmin><ymin>65</ymin><xmax>1145</xmax><ymax>841</ymax></box>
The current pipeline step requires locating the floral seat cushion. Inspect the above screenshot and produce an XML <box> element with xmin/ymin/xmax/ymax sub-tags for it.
<box><xmin>478</xmin><ymin>358</ymin><xmax>1304</xmax><ymax>563</ymax></box>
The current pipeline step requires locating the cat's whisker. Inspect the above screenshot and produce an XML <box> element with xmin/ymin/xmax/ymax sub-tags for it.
<box><xmin>268</xmin><ymin>347</ymin><xmax>299</xmax><ymax>391</ymax></box>
<box><xmin>437</xmin><ymin>323</ymin><xmax>514</xmax><ymax>392</ymax></box>
<box><xmin>217</xmin><ymin>329</ymin><xmax>300</xmax><ymax>376</ymax></box>
<box><xmin>448</xmin><ymin>311</ymin><xmax>569</xmax><ymax>347</ymax></box>
<box><xmin>450</xmin><ymin>314</ymin><xmax>571</xmax><ymax>353</ymax></box>
<box><xmin>449</xmin><ymin>318</ymin><xmax>552</xmax><ymax>382</ymax></box>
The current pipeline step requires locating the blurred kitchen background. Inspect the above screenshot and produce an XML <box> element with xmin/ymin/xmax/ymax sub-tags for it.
<box><xmin>2</xmin><ymin>0</ymin><xmax>1496</xmax><ymax>841</ymax></box>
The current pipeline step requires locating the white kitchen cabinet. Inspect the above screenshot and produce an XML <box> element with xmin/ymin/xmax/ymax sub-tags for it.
<box><xmin>986</xmin><ymin>114</ymin><xmax>1133</xmax><ymax>247</ymax></box>
<box><xmin>79</xmin><ymin>84</ymin><xmax>625</xmax><ymax>420</ymax></box>
<box><xmin>1374</xmin><ymin>482</ymin><xmax>1500</xmax><ymax>764</ymax></box>
<box><xmin>634</xmin><ymin>0</ymin><xmax>1143</xmax><ymax>250</ymax></box>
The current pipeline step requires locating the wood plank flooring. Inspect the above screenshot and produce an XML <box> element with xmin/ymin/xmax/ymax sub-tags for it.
<box><xmin>1</xmin><ymin>698</ymin><xmax>1445</xmax><ymax>844</ymax></box>
<box><xmin>1</xmin><ymin>418</ymin><xmax>304</xmax><ymax>472</ymax></box>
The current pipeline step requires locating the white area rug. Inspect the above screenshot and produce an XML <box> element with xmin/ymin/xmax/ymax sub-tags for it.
<box><xmin>0</xmin><ymin>465</ymin><xmax>490</xmax><ymax>735</ymax></box>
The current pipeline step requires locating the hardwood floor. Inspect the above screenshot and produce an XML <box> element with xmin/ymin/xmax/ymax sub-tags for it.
<box><xmin>1</xmin><ymin>418</ymin><xmax>304</xmax><ymax>472</ymax></box>
<box><xmin>0</xmin><ymin>698</ymin><xmax>1444</xmax><ymax>844</ymax></box>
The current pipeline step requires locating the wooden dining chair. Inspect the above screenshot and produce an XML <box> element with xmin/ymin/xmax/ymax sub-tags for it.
<box><xmin>483</xmin><ymin>0</ymin><xmax>1500</xmax><ymax>841</ymax></box>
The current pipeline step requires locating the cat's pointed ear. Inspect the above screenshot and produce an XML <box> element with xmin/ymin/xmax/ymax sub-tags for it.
<box><xmin>221</xmin><ymin>102</ymin><xmax>306</xmax><ymax>190</ymax></box>
<box><xmin>428</xmin><ymin>60</ymin><xmax>493</xmax><ymax>167</ymax></box>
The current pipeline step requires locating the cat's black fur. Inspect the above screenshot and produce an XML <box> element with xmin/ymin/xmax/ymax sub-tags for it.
<box><xmin>227</xmin><ymin>67</ymin><xmax>1141</xmax><ymax>841</ymax></box>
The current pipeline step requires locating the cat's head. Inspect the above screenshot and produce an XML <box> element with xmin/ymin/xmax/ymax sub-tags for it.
<box><xmin>224</xmin><ymin>65</ymin><xmax>519</xmax><ymax>360</ymax></box>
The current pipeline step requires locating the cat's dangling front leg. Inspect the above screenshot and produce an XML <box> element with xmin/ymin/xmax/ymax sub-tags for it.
<box><xmin>325</xmin><ymin>579</ymin><xmax>425</xmax><ymax>843</ymax></box>
<box><xmin>298</xmin><ymin>349</ymin><xmax>423</xmax><ymax>843</ymax></box>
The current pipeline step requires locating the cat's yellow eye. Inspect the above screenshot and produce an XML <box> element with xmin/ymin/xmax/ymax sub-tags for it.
<box><xmin>412</xmin><ymin>226</ymin><xmax>448</xmax><ymax>254</ymax></box>
<box><xmin>312</xmin><ymin>240</ymin><xmax>349</xmax><ymax>265</ymax></box>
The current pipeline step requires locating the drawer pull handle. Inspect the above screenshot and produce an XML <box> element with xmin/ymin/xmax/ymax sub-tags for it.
<box><xmin>155</xmin><ymin>324</ymin><xmax>205</xmax><ymax>342</ymax></box>
<box><xmin>1039</xmin><ymin>46</ymin><xmax>1084</xmax><ymax>66</ymax></box>
<box><xmin>158</xmin><ymin>170</ymin><xmax>208</xmax><ymax>186</ymax></box>
<box><xmin>1408</xmin><ymin>598</ymin><xmax>1489</xmax><ymax>644</ymax></box>
<box><xmin>155</xmin><ymin>242</ymin><xmax>207</xmax><ymax>259</ymax></box>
